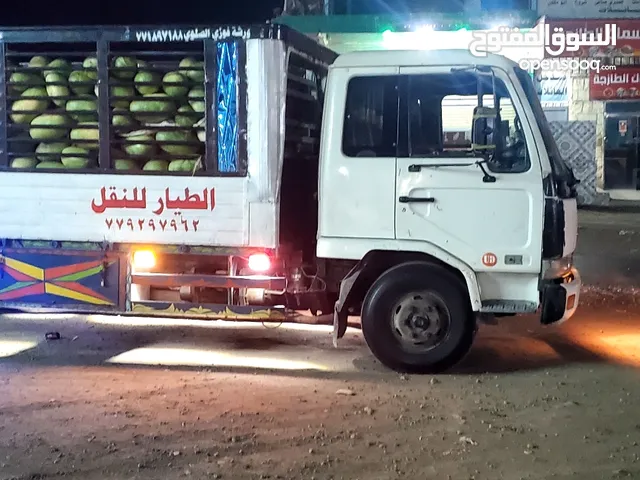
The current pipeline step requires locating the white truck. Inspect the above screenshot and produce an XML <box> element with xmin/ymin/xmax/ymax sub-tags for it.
<box><xmin>0</xmin><ymin>24</ymin><xmax>581</xmax><ymax>373</ymax></box>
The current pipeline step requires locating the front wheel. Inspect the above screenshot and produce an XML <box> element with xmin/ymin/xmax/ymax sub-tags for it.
<box><xmin>361</xmin><ymin>261</ymin><xmax>475</xmax><ymax>374</ymax></box>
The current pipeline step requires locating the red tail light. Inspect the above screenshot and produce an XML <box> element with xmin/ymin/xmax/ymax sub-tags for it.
<box><xmin>248</xmin><ymin>253</ymin><xmax>271</xmax><ymax>273</ymax></box>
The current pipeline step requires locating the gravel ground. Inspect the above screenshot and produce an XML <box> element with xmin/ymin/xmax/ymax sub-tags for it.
<box><xmin>2</xmin><ymin>211</ymin><xmax>640</xmax><ymax>480</ymax></box>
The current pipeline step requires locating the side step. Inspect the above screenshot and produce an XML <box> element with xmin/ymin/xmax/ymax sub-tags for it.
<box><xmin>480</xmin><ymin>300</ymin><xmax>538</xmax><ymax>314</ymax></box>
<box><xmin>131</xmin><ymin>273</ymin><xmax>287</xmax><ymax>290</ymax></box>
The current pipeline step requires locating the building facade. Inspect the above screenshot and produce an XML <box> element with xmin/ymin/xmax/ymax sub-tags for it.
<box><xmin>537</xmin><ymin>16</ymin><xmax>640</xmax><ymax>199</ymax></box>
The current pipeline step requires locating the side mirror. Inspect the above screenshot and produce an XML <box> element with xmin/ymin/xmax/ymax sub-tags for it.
<box><xmin>471</xmin><ymin>106</ymin><xmax>498</xmax><ymax>153</ymax></box>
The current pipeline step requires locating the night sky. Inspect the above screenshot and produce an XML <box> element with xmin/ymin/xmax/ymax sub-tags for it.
<box><xmin>2</xmin><ymin>0</ymin><xmax>282</xmax><ymax>26</ymax></box>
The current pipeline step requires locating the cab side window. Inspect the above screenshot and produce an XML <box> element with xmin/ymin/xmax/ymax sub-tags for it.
<box><xmin>342</xmin><ymin>76</ymin><xmax>398</xmax><ymax>158</ymax></box>
<box><xmin>406</xmin><ymin>75</ymin><xmax>446</xmax><ymax>156</ymax></box>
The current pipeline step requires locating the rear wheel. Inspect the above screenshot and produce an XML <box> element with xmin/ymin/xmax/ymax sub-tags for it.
<box><xmin>361</xmin><ymin>261</ymin><xmax>475</xmax><ymax>373</ymax></box>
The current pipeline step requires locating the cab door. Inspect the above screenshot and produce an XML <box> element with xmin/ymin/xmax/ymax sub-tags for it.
<box><xmin>318</xmin><ymin>67</ymin><xmax>399</xmax><ymax>242</ymax></box>
<box><xmin>394</xmin><ymin>67</ymin><xmax>544</xmax><ymax>285</ymax></box>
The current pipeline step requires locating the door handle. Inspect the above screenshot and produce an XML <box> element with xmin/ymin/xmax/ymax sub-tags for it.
<box><xmin>399</xmin><ymin>196</ymin><xmax>435</xmax><ymax>203</ymax></box>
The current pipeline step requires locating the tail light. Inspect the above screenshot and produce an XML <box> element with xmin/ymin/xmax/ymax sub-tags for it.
<box><xmin>132</xmin><ymin>250</ymin><xmax>156</xmax><ymax>271</ymax></box>
<box><xmin>248</xmin><ymin>253</ymin><xmax>271</xmax><ymax>273</ymax></box>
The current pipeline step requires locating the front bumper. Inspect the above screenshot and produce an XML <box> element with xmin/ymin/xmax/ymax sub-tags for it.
<box><xmin>540</xmin><ymin>266</ymin><xmax>581</xmax><ymax>325</ymax></box>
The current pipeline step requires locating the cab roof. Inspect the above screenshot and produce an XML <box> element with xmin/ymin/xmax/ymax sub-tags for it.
<box><xmin>331</xmin><ymin>49</ymin><xmax>519</xmax><ymax>70</ymax></box>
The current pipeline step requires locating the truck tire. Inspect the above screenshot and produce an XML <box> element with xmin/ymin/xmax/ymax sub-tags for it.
<box><xmin>361</xmin><ymin>261</ymin><xmax>475</xmax><ymax>374</ymax></box>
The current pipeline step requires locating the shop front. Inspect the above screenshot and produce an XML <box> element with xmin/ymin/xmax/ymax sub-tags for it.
<box><xmin>590</xmin><ymin>68</ymin><xmax>640</xmax><ymax>190</ymax></box>
<box><xmin>542</xmin><ymin>18</ymin><xmax>640</xmax><ymax>198</ymax></box>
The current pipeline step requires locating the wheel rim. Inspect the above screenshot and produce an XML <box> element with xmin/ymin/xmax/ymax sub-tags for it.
<box><xmin>391</xmin><ymin>291</ymin><xmax>451</xmax><ymax>353</ymax></box>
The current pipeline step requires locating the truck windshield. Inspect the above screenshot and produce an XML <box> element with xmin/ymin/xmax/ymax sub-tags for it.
<box><xmin>513</xmin><ymin>67</ymin><xmax>578</xmax><ymax>198</ymax></box>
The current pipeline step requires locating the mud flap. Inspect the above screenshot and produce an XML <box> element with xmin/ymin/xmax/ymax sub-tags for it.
<box><xmin>332</xmin><ymin>261</ymin><xmax>366</xmax><ymax>348</ymax></box>
<box><xmin>540</xmin><ymin>283</ymin><xmax>566</xmax><ymax>325</ymax></box>
<box><xmin>332</xmin><ymin>302</ymin><xmax>348</xmax><ymax>348</ymax></box>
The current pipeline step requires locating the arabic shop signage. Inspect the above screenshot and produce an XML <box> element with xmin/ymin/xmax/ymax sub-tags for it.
<box><xmin>589</xmin><ymin>68</ymin><xmax>640</xmax><ymax>99</ymax></box>
<box><xmin>535</xmin><ymin>73</ymin><xmax>569</xmax><ymax>106</ymax></box>
<box><xmin>539</xmin><ymin>0</ymin><xmax>640</xmax><ymax>18</ymax></box>
<box><xmin>543</xmin><ymin>19</ymin><xmax>640</xmax><ymax>57</ymax></box>
<box><xmin>91</xmin><ymin>186</ymin><xmax>216</xmax><ymax>233</ymax></box>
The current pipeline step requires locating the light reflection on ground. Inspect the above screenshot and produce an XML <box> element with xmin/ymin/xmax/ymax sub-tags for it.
<box><xmin>107</xmin><ymin>344</ymin><xmax>329</xmax><ymax>371</ymax></box>
<box><xmin>0</xmin><ymin>339</ymin><xmax>40</xmax><ymax>358</ymax></box>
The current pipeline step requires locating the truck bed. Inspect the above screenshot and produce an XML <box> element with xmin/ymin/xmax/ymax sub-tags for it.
<box><xmin>0</xmin><ymin>24</ymin><xmax>335</xmax><ymax>248</ymax></box>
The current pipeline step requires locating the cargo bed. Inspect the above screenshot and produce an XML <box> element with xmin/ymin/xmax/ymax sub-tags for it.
<box><xmin>0</xmin><ymin>24</ymin><xmax>336</xmax><ymax>248</ymax></box>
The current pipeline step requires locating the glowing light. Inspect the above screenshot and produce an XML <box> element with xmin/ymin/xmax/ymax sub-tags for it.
<box><xmin>582</xmin><ymin>334</ymin><xmax>640</xmax><ymax>366</ymax></box>
<box><xmin>0</xmin><ymin>339</ymin><xmax>39</xmax><ymax>358</ymax></box>
<box><xmin>416</xmin><ymin>24</ymin><xmax>435</xmax><ymax>33</ymax></box>
<box><xmin>107</xmin><ymin>345</ymin><xmax>327</xmax><ymax>371</ymax></box>
<box><xmin>248</xmin><ymin>253</ymin><xmax>271</xmax><ymax>273</ymax></box>
<box><xmin>132</xmin><ymin>250</ymin><xmax>156</xmax><ymax>270</ymax></box>
<box><xmin>381</xmin><ymin>28</ymin><xmax>473</xmax><ymax>51</ymax></box>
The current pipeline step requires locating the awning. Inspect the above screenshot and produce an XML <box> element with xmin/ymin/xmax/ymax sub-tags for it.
<box><xmin>275</xmin><ymin>11</ymin><xmax>540</xmax><ymax>34</ymax></box>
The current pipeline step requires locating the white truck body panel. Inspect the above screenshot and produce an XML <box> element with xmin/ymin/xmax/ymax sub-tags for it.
<box><xmin>245</xmin><ymin>39</ymin><xmax>288</xmax><ymax>248</ymax></box>
<box><xmin>317</xmin><ymin>65</ymin><xmax>399</xmax><ymax>241</ymax></box>
<box><xmin>394</xmin><ymin>65</ymin><xmax>544</xmax><ymax>275</ymax></box>
<box><xmin>562</xmin><ymin>198</ymin><xmax>578</xmax><ymax>258</ymax></box>
<box><xmin>0</xmin><ymin>172</ymin><xmax>251</xmax><ymax>246</ymax></box>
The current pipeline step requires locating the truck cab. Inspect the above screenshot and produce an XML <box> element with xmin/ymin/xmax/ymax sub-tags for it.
<box><xmin>319</xmin><ymin>50</ymin><xmax>581</xmax><ymax>372</ymax></box>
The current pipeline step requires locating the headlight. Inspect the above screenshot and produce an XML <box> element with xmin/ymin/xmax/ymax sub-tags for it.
<box><xmin>544</xmin><ymin>254</ymin><xmax>573</xmax><ymax>279</ymax></box>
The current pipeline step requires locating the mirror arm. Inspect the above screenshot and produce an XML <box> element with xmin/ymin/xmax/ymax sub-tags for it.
<box><xmin>476</xmin><ymin>158</ymin><xmax>497</xmax><ymax>183</ymax></box>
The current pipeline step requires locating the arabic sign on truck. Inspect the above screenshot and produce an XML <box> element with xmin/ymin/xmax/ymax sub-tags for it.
<box><xmin>1</xmin><ymin>174</ymin><xmax>243</xmax><ymax>244</ymax></box>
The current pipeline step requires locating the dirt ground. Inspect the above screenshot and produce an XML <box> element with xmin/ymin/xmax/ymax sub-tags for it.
<box><xmin>3</xmin><ymin>214</ymin><xmax>640</xmax><ymax>480</ymax></box>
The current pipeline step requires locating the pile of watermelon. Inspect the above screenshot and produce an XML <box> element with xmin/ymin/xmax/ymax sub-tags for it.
<box><xmin>8</xmin><ymin>54</ymin><xmax>206</xmax><ymax>172</ymax></box>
